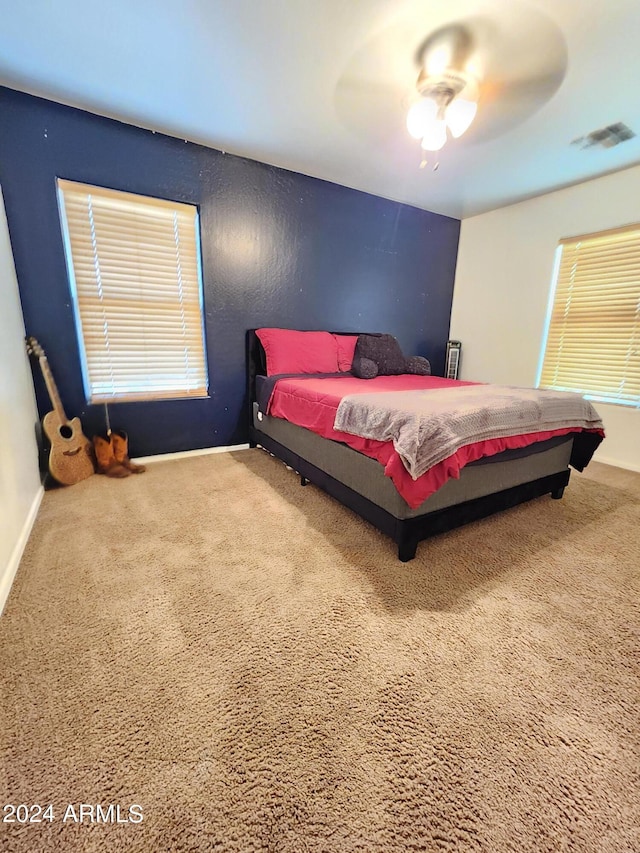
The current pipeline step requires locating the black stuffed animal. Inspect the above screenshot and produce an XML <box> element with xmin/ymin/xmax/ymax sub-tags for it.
<box><xmin>351</xmin><ymin>333</ymin><xmax>431</xmax><ymax>379</ymax></box>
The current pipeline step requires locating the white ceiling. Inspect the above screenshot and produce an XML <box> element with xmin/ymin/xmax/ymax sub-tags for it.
<box><xmin>1</xmin><ymin>0</ymin><xmax>639</xmax><ymax>219</ymax></box>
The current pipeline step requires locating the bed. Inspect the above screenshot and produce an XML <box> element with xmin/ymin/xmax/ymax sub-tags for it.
<box><xmin>247</xmin><ymin>329</ymin><xmax>603</xmax><ymax>561</ymax></box>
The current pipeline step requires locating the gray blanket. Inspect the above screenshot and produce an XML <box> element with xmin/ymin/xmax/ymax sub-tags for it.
<box><xmin>333</xmin><ymin>384</ymin><xmax>604</xmax><ymax>480</ymax></box>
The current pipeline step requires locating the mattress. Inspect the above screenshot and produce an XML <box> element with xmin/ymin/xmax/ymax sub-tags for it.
<box><xmin>253</xmin><ymin>403</ymin><xmax>574</xmax><ymax>520</ymax></box>
<box><xmin>256</xmin><ymin>373</ymin><xmax>583</xmax><ymax>508</ymax></box>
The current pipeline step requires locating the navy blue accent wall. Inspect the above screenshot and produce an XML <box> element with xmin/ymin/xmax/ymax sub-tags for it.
<box><xmin>0</xmin><ymin>86</ymin><xmax>460</xmax><ymax>457</ymax></box>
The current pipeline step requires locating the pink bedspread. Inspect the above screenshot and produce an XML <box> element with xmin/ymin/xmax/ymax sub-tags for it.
<box><xmin>267</xmin><ymin>374</ymin><xmax>589</xmax><ymax>508</ymax></box>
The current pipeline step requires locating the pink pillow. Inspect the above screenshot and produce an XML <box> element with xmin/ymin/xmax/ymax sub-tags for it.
<box><xmin>334</xmin><ymin>334</ymin><xmax>358</xmax><ymax>372</ymax></box>
<box><xmin>256</xmin><ymin>328</ymin><xmax>339</xmax><ymax>376</ymax></box>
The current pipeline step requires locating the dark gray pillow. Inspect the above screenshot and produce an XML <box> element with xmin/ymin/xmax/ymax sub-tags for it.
<box><xmin>351</xmin><ymin>356</ymin><xmax>378</xmax><ymax>379</ymax></box>
<box><xmin>353</xmin><ymin>334</ymin><xmax>407</xmax><ymax>376</ymax></box>
<box><xmin>405</xmin><ymin>355</ymin><xmax>431</xmax><ymax>376</ymax></box>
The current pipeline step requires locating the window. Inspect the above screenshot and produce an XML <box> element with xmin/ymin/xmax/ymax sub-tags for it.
<box><xmin>538</xmin><ymin>224</ymin><xmax>640</xmax><ymax>408</ymax></box>
<box><xmin>58</xmin><ymin>180</ymin><xmax>208</xmax><ymax>403</ymax></box>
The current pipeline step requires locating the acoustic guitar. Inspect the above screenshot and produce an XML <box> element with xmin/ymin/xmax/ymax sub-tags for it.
<box><xmin>26</xmin><ymin>337</ymin><xmax>95</xmax><ymax>486</ymax></box>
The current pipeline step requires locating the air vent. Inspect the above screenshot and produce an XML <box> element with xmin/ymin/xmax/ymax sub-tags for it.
<box><xmin>571</xmin><ymin>122</ymin><xmax>636</xmax><ymax>150</ymax></box>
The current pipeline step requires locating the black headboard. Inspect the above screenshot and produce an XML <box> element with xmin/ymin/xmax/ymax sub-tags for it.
<box><xmin>246</xmin><ymin>329</ymin><xmax>266</xmax><ymax>405</ymax></box>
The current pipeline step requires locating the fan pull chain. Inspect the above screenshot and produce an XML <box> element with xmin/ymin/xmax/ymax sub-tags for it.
<box><xmin>419</xmin><ymin>156</ymin><xmax>440</xmax><ymax>171</ymax></box>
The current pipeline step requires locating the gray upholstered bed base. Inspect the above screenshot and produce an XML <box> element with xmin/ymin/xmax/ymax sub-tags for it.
<box><xmin>252</xmin><ymin>403</ymin><xmax>573</xmax><ymax>521</ymax></box>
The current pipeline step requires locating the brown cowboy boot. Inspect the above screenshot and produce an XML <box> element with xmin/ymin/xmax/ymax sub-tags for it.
<box><xmin>111</xmin><ymin>430</ymin><xmax>146</xmax><ymax>474</ymax></box>
<box><xmin>92</xmin><ymin>435</ymin><xmax>130</xmax><ymax>478</ymax></box>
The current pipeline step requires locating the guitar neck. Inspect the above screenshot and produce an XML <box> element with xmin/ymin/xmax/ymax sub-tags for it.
<box><xmin>39</xmin><ymin>356</ymin><xmax>69</xmax><ymax>423</ymax></box>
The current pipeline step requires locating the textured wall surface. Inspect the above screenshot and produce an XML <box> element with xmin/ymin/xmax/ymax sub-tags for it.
<box><xmin>0</xmin><ymin>86</ymin><xmax>460</xmax><ymax>456</ymax></box>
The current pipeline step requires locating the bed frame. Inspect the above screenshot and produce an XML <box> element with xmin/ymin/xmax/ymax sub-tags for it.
<box><xmin>247</xmin><ymin>331</ymin><xmax>571</xmax><ymax>561</ymax></box>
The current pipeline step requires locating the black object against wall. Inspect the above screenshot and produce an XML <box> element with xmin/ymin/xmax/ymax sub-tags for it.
<box><xmin>0</xmin><ymin>86</ymin><xmax>460</xmax><ymax>457</ymax></box>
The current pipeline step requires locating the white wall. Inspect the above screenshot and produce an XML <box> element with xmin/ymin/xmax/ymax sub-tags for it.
<box><xmin>0</xmin><ymin>186</ymin><xmax>43</xmax><ymax>613</ymax></box>
<box><xmin>451</xmin><ymin>164</ymin><xmax>640</xmax><ymax>473</ymax></box>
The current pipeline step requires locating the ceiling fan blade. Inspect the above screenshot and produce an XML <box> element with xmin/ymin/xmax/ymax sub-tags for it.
<box><xmin>471</xmin><ymin>67</ymin><xmax>566</xmax><ymax>141</ymax></box>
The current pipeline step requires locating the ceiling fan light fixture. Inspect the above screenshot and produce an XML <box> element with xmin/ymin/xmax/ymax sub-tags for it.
<box><xmin>408</xmin><ymin>64</ymin><xmax>480</xmax><ymax>161</ymax></box>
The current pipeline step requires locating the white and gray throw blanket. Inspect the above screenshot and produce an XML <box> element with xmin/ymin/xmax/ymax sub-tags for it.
<box><xmin>334</xmin><ymin>384</ymin><xmax>604</xmax><ymax>480</ymax></box>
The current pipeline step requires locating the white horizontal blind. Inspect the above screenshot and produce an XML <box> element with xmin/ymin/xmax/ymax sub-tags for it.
<box><xmin>58</xmin><ymin>179</ymin><xmax>208</xmax><ymax>403</ymax></box>
<box><xmin>539</xmin><ymin>224</ymin><xmax>640</xmax><ymax>408</ymax></box>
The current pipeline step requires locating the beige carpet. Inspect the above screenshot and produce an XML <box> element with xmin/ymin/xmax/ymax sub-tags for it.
<box><xmin>1</xmin><ymin>450</ymin><xmax>638</xmax><ymax>852</ymax></box>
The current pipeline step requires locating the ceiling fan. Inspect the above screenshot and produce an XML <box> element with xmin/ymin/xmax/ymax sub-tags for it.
<box><xmin>334</xmin><ymin>1</ymin><xmax>568</xmax><ymax>169</ymax></box>
<box><xmin>406</xmin><ymin>25</ymin><xmax>482</xmax><ymax>155</ymax></box>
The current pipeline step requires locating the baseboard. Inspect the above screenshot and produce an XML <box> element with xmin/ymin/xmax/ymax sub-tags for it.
<box><xmin>134</xmin><ymin>443</ymin><xmax>250</xmax><ymax>465</ymax></box>
<box><xmin>0</xmin><ymin>486</ymin><xmax>44</xmax><ymax>616</ymax></box>
<box><xmin>592</xmin><ymin>454</ymin><xmax>640</xmax><ymax>474</ymax></box>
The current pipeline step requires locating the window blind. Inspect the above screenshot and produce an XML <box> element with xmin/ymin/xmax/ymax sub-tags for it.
<box><xmin>58</xmin><ymin>179</ymin><xmax>208</xmax><ymax>403</ymax></box>
<box><xmin>538</xmin><ymin>223</ymin><xmax>640</xmax><ymax>408</ymax></box>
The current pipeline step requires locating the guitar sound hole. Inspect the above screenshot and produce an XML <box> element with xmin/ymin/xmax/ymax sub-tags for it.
<box><xmin>59</xmin><ymin>425</ymin><xmax>73</xmax><ymax>439</ymax></box>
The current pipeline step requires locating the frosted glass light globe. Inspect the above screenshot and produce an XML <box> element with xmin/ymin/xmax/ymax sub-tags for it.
<box><xmin>445</xmin><ymin>98</ymin><xmax>478</xmax><ymax>138</ymax></box>
<box><xmin>421</xmin><ymin>119</ymin><xmax>447</xmax><ymax>151</ymax></box>
<box><xmin>406</xmin><ymin>98</ymin><xmax>438</xmax><ymax>139</ymax></box>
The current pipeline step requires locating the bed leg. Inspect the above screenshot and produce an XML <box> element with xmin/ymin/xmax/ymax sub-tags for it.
<box><xmin>551</xmin><ymin>487</ymin><xmax>565</xmax><ymax>500</ymax></box>
<box><xmin>398</xmin><ymin>537</ymin><xmax>418</xmax><ymax>562</ymax></box>
<box><xmin>300</xmin><ymin>475</ymin><xmax>309</xmax><ymax>486</ymax></box>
